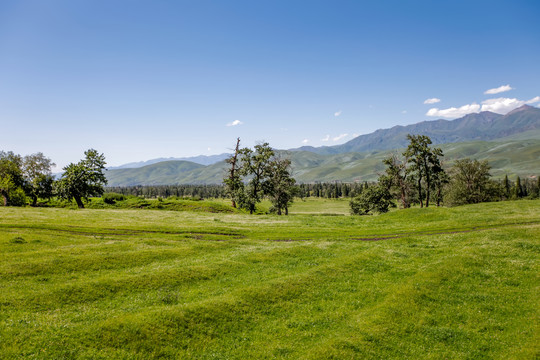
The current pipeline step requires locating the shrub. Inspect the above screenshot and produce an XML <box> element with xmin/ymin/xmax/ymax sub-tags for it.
<box><xmin>10</xmin><ymin>236</ymin><xmax>26</xmax><ymax>244</ymax></box>
<box><xmin>8</xmin><ymin>188</ymin><xmax>27</xmax><ymax>206</ymax></box>
<box><xmin>350</xmin><ymin>185</ymin><xmax>394</xmax><ymax>215</ymax></box>
<box><xmin>102</xmin><ymin>192</ymin><xmax>126</xmax><ymax>204</ymax></box>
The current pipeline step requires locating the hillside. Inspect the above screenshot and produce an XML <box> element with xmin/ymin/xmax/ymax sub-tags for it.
<box><xmin>106</xmin><ymin>160</ymin><xmax>205</xmax><ymax>186</ymax></box>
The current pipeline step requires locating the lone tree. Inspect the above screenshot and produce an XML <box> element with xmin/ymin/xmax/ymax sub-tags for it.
<box><xmin>0</xmin><ymin>151</ymin><xmax>25</xmax><ymax>206</ymax></box>
<box><xmin>224</xmin><ymin>140</ymin><xmax>296</xmax><ymax>215</ymax></box>
<box><xmin>223</xmin><ymin>138</ymin><xmax>244</xmax><ymax>208</ymax></box>
<box><xmin>22</xmin><ymin>152</ymin><xmax>55</xmax><ymax>206</ymax></box>
<box><xmin>56</xmin><ymin>149</ymin><xmax>107</xmax><ymax>208</ymax></box>
<box><xmin>238</xmin><ymin>142</ymin><xmax>275</xmax><ymax>214</ymax></box>
<box><xmin>403</xmin><ymin>134</ymin><xmax>444</xmax><ymax>207</ymax></box>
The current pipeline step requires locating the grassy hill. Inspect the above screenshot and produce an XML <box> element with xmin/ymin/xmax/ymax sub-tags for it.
<box><xmin>106</xmin><ymin>160</ymin><xmax>205</xmax><ymax>186</ymax></box>
<box><xmin>1</xmin><ymin>200</ymin><xmax>539</xmax><ymax>358</ymax></box>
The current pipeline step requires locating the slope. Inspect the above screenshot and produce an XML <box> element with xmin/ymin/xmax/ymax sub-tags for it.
<box><xmin>106</xmin><ymin>160</ymin><xmax>205</xmax><ymax>186</ymax></box>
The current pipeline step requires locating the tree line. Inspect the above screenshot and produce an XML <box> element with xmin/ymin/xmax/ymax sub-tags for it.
<box><xmin>0</xmin><ymin>149</ymin><xmax>107</xmax><ymax>208</ymax></box>
<box><xmin>106</xmin><ymin>185</ymin><xmax>227</xmax><ymax>199</ymax></box>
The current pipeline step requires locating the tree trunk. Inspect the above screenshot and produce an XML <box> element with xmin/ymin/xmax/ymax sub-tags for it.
<box><xmin>399</xmin><ymin>179</ymin><xmax>408</xmax><ymax>208</ymax></box>
<box><xmin>285</xmin><ymin>206</ymin><xmax>288</xmax><ymax>215</ymax></box>
<box><xmin>74</xmin><ymin>196</ymin><xmax>85</xmax><ymax>209</ymax></box>
<box><xmin>418</xmin><ymin>178</ymin><xmax>423</xmax><ymax>208</ymax></box>
<box><xmin>1</xmin><ymin>192</ymin><xmax>7</xmax><ymax>206</ymax></box>
<box><xmin>31</xmin><ymin>195</ymin><xmax>38</xmax><ymax>207</ymax></box>
<box><xmin>229</xmin><ymin>138</ymin><xmax>241</xmax><ymax>208</ymax></box>
<box><xmin>425</xmin><ymin>173</ymin><xmax>430</xmax><ymax>208</ymax></box>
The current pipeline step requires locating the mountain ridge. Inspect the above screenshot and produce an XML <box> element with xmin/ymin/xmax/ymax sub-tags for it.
<box><xmin>290</xmin><ymin>105</ymin><xmax>539</xmax><ymax>155</ymax></box>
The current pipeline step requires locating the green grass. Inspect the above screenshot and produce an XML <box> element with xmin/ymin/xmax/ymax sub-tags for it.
<box><xmin>1</xmin><ymin>200</ymin><xmax>539</xmax><ymax>359</ymax></box>
<box><xmin>50</xmin><ymin>196</ymin><xmax>239</xmax><ymax>214</ymax></box>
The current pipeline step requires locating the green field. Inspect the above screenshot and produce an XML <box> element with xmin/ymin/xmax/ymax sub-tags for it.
<box><xmin>1</xmin><ymin>200</ymin><xmax>539</xmax><ymax>359</ymax></box>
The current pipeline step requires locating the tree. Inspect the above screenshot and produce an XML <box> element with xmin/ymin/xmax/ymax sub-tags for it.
<box><xmin>381</xmin><ymin>153</ymin><xmax>412</xmax><ymax>208</ymax></box>
<box><xmin>22</xmin><ymin>152</ymin><xmax>55</xmax><ymax>206</ymax></box>
<box><xmin>403</xmin><ymin>134</ymin><xmax>444</xmax><ymax>208</ymax></box>
<box><xmin>444</xmin><ymin>158</ymin><xmax>495</xmax><ymax>206</ymax></box>
<box><xmin>223</xmin><ymin>138</ymin><xmax>244</xmax><ymax>208</ymax></box>
<box><xmin>239</xmin><ymin>143</ymin><xmax>274</xmax><ymax>214</ymax></box>
<box><xmin>514</xmin><ymin>176</ymin><xmax>523</xmax><ymax>199</ymax></box>
<box><xmin>55</xmin><ymin>149</ymin><xmax>107</xmax><ymax>208</ymax></box>
<box><xmin>503</xmin><ymin>175</ymin><xmax>511</xmax><ymax>199</ymax></box>
<box><xmin>350</xmin><ymin>184</ymin><xmax>393</xmax><ymax>215</ymax></box>
<box><xmin>432</xmin><ymin>165</ymin><xmax>450</xmax><ymax>207</ymax></box>
<box><xmin>0</xmin><ymin>151</ymin><xmax>25</xmax><ymax>206</ymax></box>
<box><xmin>265</xmin><ymin>157</ymin><xmax>297</xmax><ymax>215</ymax></box>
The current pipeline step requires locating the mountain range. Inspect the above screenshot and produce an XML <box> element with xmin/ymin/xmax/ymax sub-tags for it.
<box><xmin>106</xmin><ymin>105</ymin><xmax>540</xmax><ymax>186</ymax></box>
<box><xmin>109</xmin><ymin>153</ymin><xmax>230</xmax><ymax>169</ymax></box>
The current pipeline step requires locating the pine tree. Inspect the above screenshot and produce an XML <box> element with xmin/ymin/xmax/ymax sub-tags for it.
<box><xmin>503</xmin><ymin>174</ymin><xmax>510</xmax><ymax>199</ymax></box>
<box><xmin>514</xmin><ymin>176</ymin><xmax>523</xmax><ymax>198</ymax></box>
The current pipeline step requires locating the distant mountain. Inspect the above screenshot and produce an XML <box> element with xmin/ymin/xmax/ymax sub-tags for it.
<box><xmin>292</xmin><ymin>105</ymin><xmax>540</xmax><ymax>154</ymax></box>
<box><xmin>110</xmin><ymin>153</ymin><xmax>230</xmax><ymax>169</ymax></box>
<box><xmin>106</xmin><ymin>139</ymin><xmax>540</xmax><ymax>186</ymax></box>
<box><xmin>105</xmin><ymin>106</ymin><xmax>540</xmax><ymax>186</ymax></box>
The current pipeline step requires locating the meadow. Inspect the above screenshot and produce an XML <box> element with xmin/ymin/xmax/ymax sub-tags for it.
<box><xmin>1</xmin><ymin>199</ymin><xmax>539</xmax><ymax>359</ymax></box>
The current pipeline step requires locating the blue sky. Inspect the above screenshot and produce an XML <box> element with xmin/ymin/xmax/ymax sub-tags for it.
<box><xmin>1</xmin><ymin>0</ymin><xmax>539</xmax><ymax>169</ymax></box>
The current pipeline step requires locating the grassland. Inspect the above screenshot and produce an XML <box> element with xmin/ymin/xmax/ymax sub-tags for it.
<box><xmin>1</xmin><ymin>200</ymin><xmax>539</xmax><ymax>359</ymax></box>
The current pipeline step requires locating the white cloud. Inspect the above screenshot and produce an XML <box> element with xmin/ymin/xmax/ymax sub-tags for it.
<box><xmin>401</xmin><ymin>110</ymin><xmax>407</xmax><ymax>114</ymax></box>
<box><xmin>332</xmin><ymin>133</ymin><xmax>349</xmax><ymax>142</ymax></box>
<box><xmin>207</xmin><ymin>147</ymin><xmax>211</xmax><ymax>151</ymax></box>
<box><xmin>321</xmin><ymin>135</ymin><xmax>330</xmax><ymax>142</ymax></box>
<box><xmin>426</xmin><ymin>95</ymin><xmax>540</xmax><ymax>118</ymax></box>
<box><xmin>334</xmin><ymin>110</ymin><xmax>342</xmax><ymax>117</ymax></box>
<box><xmin>352</xmin><ymin>133</ymin><xmax>360</xmax><ymax>138</ymax></box>
<box><xmin>527</xmin><ymin>96</ymin><xmax>540</xmax><ymax>104</ymax></box>
<box><xmin>480</xmin><ymin>96</ymin><xmax>540</xmax><ymax>114</ymax></box>
<box><xmin>480</xmin><ymin>97</ymin><xmax>523</xmax><ymax>114</ymax></box>
<box><xmin>302</xmin><ymin>139</ymin><xmax>309</xmax><ymax>144</ymax></box>
<box><xmin>424</xmin><ymin>98</ymin><xmax>441</xmax><ymax>104</ymax></box>
<box><xmin>226</xmin><ymin>119</ymin><xmax>243</xmax><ymax>127</ymax></box>
<box><xmin>484</xmin><ymin>84</ymin><xmax>513</xmax><ymax>95</ymax></box>
<box><xmin>426</xmin><ymin>103</ymin><xmax>481</xmax><ymax>118</ymax></box>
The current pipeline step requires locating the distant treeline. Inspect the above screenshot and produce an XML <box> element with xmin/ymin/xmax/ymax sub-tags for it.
<box><xmin>105</xmin><ymin>176</ymin><xmax>539</xmax><ymax>201</ymax></box>
<box><xmin>105</xmin><ymin>182</ymin><xmax>370</xmax><ymax>199</ymax></box>
<box><xmin>105</xmin><ymin>185</ymin><xmax>227</xmax><ymax>199</ymax></box>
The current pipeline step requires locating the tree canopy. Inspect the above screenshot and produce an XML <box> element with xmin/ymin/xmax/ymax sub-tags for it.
<box><xmin>56</xmin><ymin>149</ymin><xmax>107</xmax><ymax>208</ymax></box>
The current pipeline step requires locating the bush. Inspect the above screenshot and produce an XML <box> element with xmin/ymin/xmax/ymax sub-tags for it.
<box><xmin>102</xmin><ymin>192</ymin><xmax>126</xmax><ymax>204</ymax></box>
<box><xmin>350</xmin><ymin>185</ymin><xmax>394</xmax><ymax>215</ymax></box>
<box><xmin>8</xmin><ymin>188</ymin><xmax>27</xmax><ymax>206</ymax></box>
